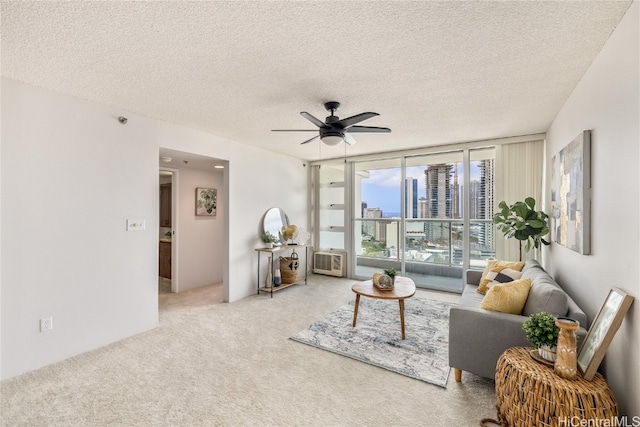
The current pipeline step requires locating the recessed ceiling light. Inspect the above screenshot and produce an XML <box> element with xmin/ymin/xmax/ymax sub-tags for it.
<box><xmin>214</xmin><ymin>165</ymin><xmax>224</xmax><ymax>169</ymax></box>
<box><xmin>160</xmin><ymin>156</ymin><xmax>173</xmax><ymax>163</ymax></box>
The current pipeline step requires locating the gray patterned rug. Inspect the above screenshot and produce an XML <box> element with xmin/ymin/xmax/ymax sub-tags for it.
<box><xmin>291</xmin><ymin>297</ymin><xmax>454</xmax><ymax>387</ymax></box>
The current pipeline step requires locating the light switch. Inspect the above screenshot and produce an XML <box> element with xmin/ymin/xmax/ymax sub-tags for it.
<box><xmin>127</xmin><ymin>219</ymin><xmax>146</xmax><ymax>231</ymax></box>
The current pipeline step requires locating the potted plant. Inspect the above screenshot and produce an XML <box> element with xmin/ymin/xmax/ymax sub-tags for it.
<box><xmin>261</xmin><ymin>231</ymin><xmax>279</xmax><ymax>249</ymax></box>
<box><xmin>492</xmin><ymin>197</ymin><xmax>550</xmax><ymax>261</ymax></box>
<box><xmin>522</xmin><ymin>312</ymin><xmax>560</xmax><ymax>362</ymax></box>
<box><xmin>383</xmin><ymin>268</ymin><xmax>397</xmax><ymax>284</ymax></box>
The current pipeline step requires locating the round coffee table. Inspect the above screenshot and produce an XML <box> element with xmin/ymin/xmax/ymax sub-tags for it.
<box><xmin>351</xmin><ymin>276</ymin><xmax>416</xmax><ymax>339</ymax></box>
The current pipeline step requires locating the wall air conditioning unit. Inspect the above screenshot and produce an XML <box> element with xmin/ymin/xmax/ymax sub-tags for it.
<box><xmin>313</xmin><ymin>252</ymin><xmax>345</xmax><ymax>277</ymax></box>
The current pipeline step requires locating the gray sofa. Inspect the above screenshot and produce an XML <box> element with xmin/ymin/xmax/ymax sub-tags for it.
<box><xmin>449</xmin><ymin>259</ymin><xmax>588</xmax><ymax>382</ymax></box>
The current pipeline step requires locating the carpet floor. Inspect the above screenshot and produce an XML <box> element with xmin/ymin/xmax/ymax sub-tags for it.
<box><xmin>292</xmin><ymin>297</ymin><xmax>453</xmax><ymax>387</ymax></box>
<box><xmin>0</xmin><ymin>274</ymin><xmax>497</xmax><ymax>426</ymax></box>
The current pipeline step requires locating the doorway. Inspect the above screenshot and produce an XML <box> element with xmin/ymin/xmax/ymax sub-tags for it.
<box><xmin>159</xmin><ymin>167</ymin><xmax>178</xmax><ymax>293</ymax></box>
<box><xmin>158</xmin><ymin>148</ymin><xmax>229</xmax><ymax>302</ymax></box>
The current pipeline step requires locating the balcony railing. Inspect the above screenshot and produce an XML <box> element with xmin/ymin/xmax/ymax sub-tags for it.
<box><xmin>354</xmin><ymin>218</ymin><xmax>496</xmax><ymax>293</ymax></box>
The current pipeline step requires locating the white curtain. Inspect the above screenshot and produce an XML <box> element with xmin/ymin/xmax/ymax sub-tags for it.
<box><xmin>494</xmin><ymin>139</ymin><xmax>545</xmax><ymax>262</ymax></box>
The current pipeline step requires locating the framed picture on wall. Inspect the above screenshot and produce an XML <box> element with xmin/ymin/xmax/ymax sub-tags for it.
<box><xmin>550</xmin><ymin>130</ymin><xmax>591</xmax><ymax>254</ymax></box>
<box><xmin>195</xmin><ymin>187</ymin><xmax>217</xmax><ymax>216</ymax></box>
<box><xmin>577</xmin><ymin>287</ymin><xmax>634</xmax><ymax>380</ymax></box>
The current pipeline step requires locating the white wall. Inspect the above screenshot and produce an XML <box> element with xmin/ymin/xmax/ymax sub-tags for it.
<box><xmin>0</xmin><ymin>78</ymin><xmax>308</xmax><ymax>379</ymax></box>
<box><xmin>1</xmin><ymin>81</ymin><xmax>159</xmax><ymax>379</ymax></box>
<box><xmin>176</xmin><ymin>167</ymin><xmax>224</xmax><ymax>292</ymax></box>
<box><xmin>545</xmin><ymin>1</ymin><xmax>639</xmax><ymax>416</ymax></box>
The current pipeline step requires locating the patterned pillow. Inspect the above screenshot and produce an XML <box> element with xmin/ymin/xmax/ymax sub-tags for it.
<box><xmin>477</xmin><ymin>268</ymin><xmax>523</xmax><ymax>294</ymax></box>
<box><xmin>480</xmin><ymin>278</ymin><xmax>532</xmax><ymax>315</ymax></box>
<box><xmin>478</xmin><ymin>260</ymin><xmax>525</xmax><ymax>293</ymax></box>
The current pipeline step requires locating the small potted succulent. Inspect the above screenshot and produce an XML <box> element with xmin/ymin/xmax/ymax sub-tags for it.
<box><xmin>383</xmin><ymin>268</ymin><xmax>397</xmax><ymax>285</ymax></box>
<box><xmin>522</xmin><ymin>312</ymin><xmax>560</xmax><ymax>362</ymax></box>
<box><xmin>261</xmin><ymin>231</ymin><xmax>279</xmax><ymax>249</ymax></box>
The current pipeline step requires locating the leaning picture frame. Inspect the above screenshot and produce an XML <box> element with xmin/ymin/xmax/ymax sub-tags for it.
<box><xmin>577</xmin><ymin>287</ymin><xmax>634</xmax><ymax>380</ymax></box>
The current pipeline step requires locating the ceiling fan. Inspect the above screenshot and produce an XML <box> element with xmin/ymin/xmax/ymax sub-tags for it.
<box><xmin>272</xmin><ymin>101</ymin><xmax>391</xmax><ymax>146</ymax></box>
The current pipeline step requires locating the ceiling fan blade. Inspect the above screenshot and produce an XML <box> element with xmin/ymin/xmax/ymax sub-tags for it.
<box><xmin>346</xmin><ymin>125</ymin><xmax>391</xmax><ymax>133</ymax></box>
<box><xmin>344</xmin><ymin>133</ymin><xmax>357</xmax><ymax>145</ymax></box>
<box><xmin>300</xmin><ymin>135</ymin><xmax>320</xmax><ymax>145</ymax></box>
<box><xmin>300</xmin><ymin>112</ymin><xmax>326</xmax><ymax>128</ymax></box>
<box><xmin>338</xmin><ymin>112</ymin><xmax>379</xmax><ymax>128</ymax></box>
<box><xmin>271</xmin><ymin>129</ymin><xmax>317</xmax><ymax>132</ymax></box>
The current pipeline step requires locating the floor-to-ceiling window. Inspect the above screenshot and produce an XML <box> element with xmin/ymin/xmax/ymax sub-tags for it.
<box><xmin>355</xmin><ymin>148</ymin><xmax>496</xmax><ymax>292</ymax></box>
<box><xmin>354</xmin><ymin>158</ymin><xmax>402</xmax><ymax>278</ymax></box>
<box><xmin>403</xmin><ymin>151</ymin><xmax>465</xmax><ymax>291</ymax></box>
<box><xmin>315</xmin><ymin>146</ymin><xmax>497</xmax><ymax>293</ymax></box>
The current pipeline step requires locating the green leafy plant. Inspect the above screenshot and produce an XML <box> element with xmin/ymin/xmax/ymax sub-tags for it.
<box><xmin>261</xmin><ymin>231</ymin><xmax>279</xmax><ymax>244</ymax></box>
<box><xmin>522</xmin><ymin>312</ymin><xmax>559</xmax><ymax>349</ymax></box>
<box><xmin>383</xmin><ymin>268</ymin><xmax>397</xmax><ymax>279</ymax></box>
<box><xmin>492</xmin><ymin>197</ymin><xmax>550</xmax><ymax>261</ymax></box>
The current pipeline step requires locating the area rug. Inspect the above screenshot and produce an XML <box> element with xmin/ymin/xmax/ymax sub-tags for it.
<box><xmin>291</xmin><ymin>297</ymin><xmax>454</xmax><ymax>387</ymax></box>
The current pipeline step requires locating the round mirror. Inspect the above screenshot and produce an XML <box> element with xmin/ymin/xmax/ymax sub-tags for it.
<box><xmin>263</xmin><ymin>208</ymin><xmax>290</xmax><ymax>245</ymax></box>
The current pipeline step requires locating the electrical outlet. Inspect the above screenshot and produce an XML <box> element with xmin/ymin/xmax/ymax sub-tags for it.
<box><xmin>40</xmin><ymin>316</ymin><xmax>53</xmax><ymax>332</ymax></box>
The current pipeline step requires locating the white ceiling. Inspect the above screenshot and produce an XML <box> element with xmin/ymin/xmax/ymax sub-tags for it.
<box><xmin>1</xmin><ymin>1</ymin><xmax>632</xmax><ymax>161</ymax></box>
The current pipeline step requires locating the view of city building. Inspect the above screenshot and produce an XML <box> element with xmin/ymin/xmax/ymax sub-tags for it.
<box><xmin>358</xmin><ymin>157</ymin><xmax>496</xmax><ymax>285</ymax></box>
<box><xmin>405</xmin><ymin>177</ymin><xmax>418</xmax><ymax>219</ymax></box>
<box><xmin>362</xmin><ymin>207</ymin><xmax>382</xmax><ymax>237</ymax></box>
<box><xmin>362</xmin><ymin>160</ymin><xmax>494</xmax><ymax>222</ymax></box>
<box><xmin>425</xmin><ymin>164</ymin><xmax>455</xmax><ymax>219</ymax></box>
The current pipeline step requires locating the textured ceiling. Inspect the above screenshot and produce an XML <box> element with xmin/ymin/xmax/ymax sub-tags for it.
<box><xmin>1</xmin><ymin>1</ymin><xmax>632</xmax><ymax>161</ymax></box>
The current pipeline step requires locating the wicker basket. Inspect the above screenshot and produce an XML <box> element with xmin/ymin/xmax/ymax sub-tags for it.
<box><xmin>279</xmin><ymin>251</ymin><xmax>299</xmax><ymax>284</ymax></box>
<box><xmin>494</xmin><ymin>347</ymin><xmax>618</xmax><ymax>426</ymax></box>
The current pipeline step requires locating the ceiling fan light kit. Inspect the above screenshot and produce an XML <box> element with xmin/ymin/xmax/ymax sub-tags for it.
<box><xmin>272</xmin><ymin>101</ymin><xmax>391</xmax><ymax>146</ymax></box>
<box><xmin>321</xmin><ymin>134</ymin><xmax>343</xmax><ymax>146</ymax></box>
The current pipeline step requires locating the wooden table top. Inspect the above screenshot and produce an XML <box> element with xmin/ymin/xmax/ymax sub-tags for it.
<box><xmin>352</xmin><ymin>276</ymin><xmax>416</xmax><ymax>300</ymax></box>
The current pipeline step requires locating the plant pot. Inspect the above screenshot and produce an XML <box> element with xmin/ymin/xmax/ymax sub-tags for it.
<box><xmin>265</xmin><ymin>242</ymin><xmax>274</xmax><ymax>249</ymax></box>
<box><xmin>538</xmin><ymin>345</ymin><xmax>557</xmax><ymax>363</ymax></box>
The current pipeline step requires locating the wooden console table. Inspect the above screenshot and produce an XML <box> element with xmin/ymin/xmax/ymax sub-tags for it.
<box><xmin>255</xmin><ymin>245</ymin><xmax>308</xmax><ymax>298</ymax></box>
<box><xmin>494</xmin><ymin>347</ymin><xmax>618</xmax><ymax>427</ymax></box>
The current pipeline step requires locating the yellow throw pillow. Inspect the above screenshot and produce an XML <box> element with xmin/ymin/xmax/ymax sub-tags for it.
<box><xmin>480</xmin><ymin>278</ymin><xmax>531</xmax><ymax>315</ymax></box>
<box><xmin>478</xmin><ymin>260</ymin><xmax>525</xmax><ymax>293</ymax></box>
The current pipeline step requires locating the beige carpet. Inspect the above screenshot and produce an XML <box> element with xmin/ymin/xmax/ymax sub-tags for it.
<box><xmin>1</xmin><ymin>274</ymin><xmax>497</xmax><ymax>426</ymax></box>
<box><xmin>158</xmin><ymin>277</ymin><xmax>172</xmax><ymax>294</ymax></box>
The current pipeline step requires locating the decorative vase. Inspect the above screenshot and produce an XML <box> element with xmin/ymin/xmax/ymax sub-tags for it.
<box><xmin>264</xmin><ymin>256</ymin><xmax>272</xmax><ymax>289</ymax></box>
<box><xmin>554</xmin><ymin>317</ymin><xmax>580</xmax><ymax>380</ymax></box>
<box><xmin>266</xmin><ymin>242</ymin><xmax>274</xmax><ymax>249</ymax></box>
<box><xmin>273</xmin><ymin>268</ymin><xmax>282</xmax><ymax>287</ymax></box>
<box><xmin>373</xmin><ymin>272</ymin><xmax>394</xmax><ymax>290</ymax></box>
<box><xmin>539</xmin><ymin>345</ymin><xmax>557</xmax><ymax>363</ymax></box>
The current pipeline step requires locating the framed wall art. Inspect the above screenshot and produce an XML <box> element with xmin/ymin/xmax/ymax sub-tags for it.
<box><xmin>195</xmin><ymin>187</ymin><xmax>217</xmax><ymax>216</ymax></box>
<box><xmin>550</xmin><ymin>130</ymin><xmax>591</xmax><ymax>254</ymax></box>
<box><xmin>577</xmin><ymin>287</ymin><xmax>634</xmax><ymax>380</ymax></box>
